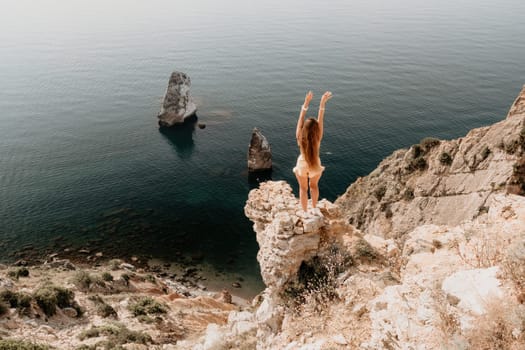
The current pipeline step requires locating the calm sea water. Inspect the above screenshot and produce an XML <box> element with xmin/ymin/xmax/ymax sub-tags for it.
<box><xmin>1</xmin><ymin>0</ymin><xmax>525</xmax><ymax>291</ymax></box>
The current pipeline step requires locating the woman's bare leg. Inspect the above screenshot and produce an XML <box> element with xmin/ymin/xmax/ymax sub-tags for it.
<box><xmin>295</xmin><ymin>173</ymin><xmax>309</xmax><ymax>211</ymax></box>
<box><xmin>309</xmin><ymin>174</ymin><xmax>322</xmax><ymax>208</ymax></box>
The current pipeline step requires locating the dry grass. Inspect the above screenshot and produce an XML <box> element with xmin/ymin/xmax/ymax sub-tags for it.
<box><xmin>282</xmin><ymin>245</ymin><xmax>352</xmax><ymax>316</ymax></box>
<box><xmin>454</xmin><ymin>232</ymin><xmax>504</xmax><ymax>268</ymax></box>
<box><xmin>432</xmin><ymin>289</ymin><xmax>461</xmax><ymax>347</ymax></box>
<box><xmin>501</xmin><ymin>241</ymin><xmax>525</xmax><ymax>296</ymax></box>
<box><xmin>465</xmin><ymin>300</ymin><xmax>525</xmax><ymax>350</ymax></box>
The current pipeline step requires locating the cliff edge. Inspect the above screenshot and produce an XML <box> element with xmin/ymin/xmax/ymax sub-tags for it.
<box><xmin>335</xmin><ymin>85</ymin><xmax>525</xmax><ymax>239</ymax></box>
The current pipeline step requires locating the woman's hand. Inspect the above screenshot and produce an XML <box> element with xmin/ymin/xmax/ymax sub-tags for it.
<box><xmin>304</xmin><ymin>91</ymin><xmax>313</xmax><ymax>106</ymax></box>
<box><xmin>320</xmin><ymin>91</ymin><xmax>333</xmax><ymax>106</ymax></box>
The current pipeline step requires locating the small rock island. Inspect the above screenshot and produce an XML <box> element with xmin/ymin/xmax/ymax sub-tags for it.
<box><xmin>247</xmin><ymin>128</ymin><xmax>272</xmax><ymax>173</ymax></box>
<box><xmin>158</xmin><ymin>71</ymin><xmax>197</xmax><ymax>127</ymax></box>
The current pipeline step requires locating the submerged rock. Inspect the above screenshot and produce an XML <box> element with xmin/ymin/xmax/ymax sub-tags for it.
<box><xmin>248</xmin><ymin>128</ymin><xmax>272</xmax><ymax>172</ymax></box>
<box><xmin>158</xmin><ymin>71</ymin><xmax>197</xmax><ymax>127</ymax></box>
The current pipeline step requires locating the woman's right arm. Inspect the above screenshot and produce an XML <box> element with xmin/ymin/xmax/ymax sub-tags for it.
<box><xmin>296</xmin><ymin>91</ymin><xmax>313</xmax><ymax>141</ymax></box>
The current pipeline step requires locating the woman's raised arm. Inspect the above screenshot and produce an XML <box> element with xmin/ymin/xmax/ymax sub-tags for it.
<box><xmin>296</xmin><ymin>91</ymin><xmax>313</xmax><ymax>141</ymax></box>
<box><xmin>317</xmin><ymin>91</ymin><xmax>332</xmax><ymax>140</ymax></box>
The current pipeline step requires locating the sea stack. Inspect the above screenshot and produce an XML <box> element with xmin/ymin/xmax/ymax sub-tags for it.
<box><xmin>158</xmin><ymin>71</ymin><xmax>197</xmax><ymax>127</ymax></box>
<box><xmin>248</xmin><ymin>128</ymin><xmax>272</xmax><ymax>172</ymax></box>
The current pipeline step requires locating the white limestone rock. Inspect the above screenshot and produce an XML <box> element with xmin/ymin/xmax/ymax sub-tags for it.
<box><xmin>441</xmin><ymin>267</ymin><xmax>503</xmax><ymax>316</ymax></box>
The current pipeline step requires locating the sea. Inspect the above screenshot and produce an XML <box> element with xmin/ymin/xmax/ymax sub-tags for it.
<box><xmin>1</xmin><ymin>0</ymin><xmax>525</xmax><ymax>296</ymax></box>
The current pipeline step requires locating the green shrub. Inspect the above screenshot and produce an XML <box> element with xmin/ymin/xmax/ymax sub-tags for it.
<box><xmin>373</xmin><ymin>186</ymin><xmax>387</xmax><ymax>201</ymax></box>
<box><xmin>0</xmin><ymin>339</ymin><xmax>51</xmax><ymax>350</ymax></box>
<box><xmin>101</xmin><ymin>272</ymin><xmax>113</xmax><ymax>282</ymax></box>
<box><xmin>97</xmin><ymin>303</ymin><xmax>118</xmax><ymax>318</ymax></box>
<box><xmin>0</xmin><ymin>301</ymin><xmax>8</xmax><ymax>316</ymax></box>
<box><xmin>7</xmin><ymin>267</ymin><xmax>29</xmax><ymax>280</ymax></box>
<box><xmin>354</xmin><ymin>239</ymin><xmax>377</xmax><ymax>260</ymax></box>
<box><xmin>78</xmin><ymin>327</ymin><xmax>102</xmax><ymax>340</ymax></box>
<box><xmin>108</xmin><ymin>259</ymin><xmax>122</xmax><ymax>271</ymax></box>
<box><xmin>137</xmin><ymin>315</ymin><xmax>154</xmax><ymax>323</ymax></box>
<box><xmin>144</xmin><ymin>274</ymin><xmax>156</xmax><ymax>284</ymax></box>
<box><xmin>78</xmin><ymin>324</ymin><xmax>152</xmax><ymax>346</ymax></box>
<box><xmin>439</xmin><ymin>152</ymin><xmax>453</xmax><ymax>165</ymax></box>
<box><xmin>519</xmin><ymin>124</ymin><xmax>525</xmax><ymax>148</ymax></box>
<box><xmin>54</xmin><ymin>287</ymin><xmax>74</xmax><ymax>308</ymax></box>
<box><xmin>120</xmin><ymin>273</ymin><xmax>131</xmax><ymax>286</ymax></box>
<box><xmin>71</xmin><ymin>271</ymin><xmax>93</xmax><ymax>291</ymax></box>
<box><xmin>412</xmin><ymin>144</ymin><xmax>423</xmax><ymax>158</ymax></box>
<box><xmin>403</xmin><ymin>188</ymin><xmax>415</xmax><ymax>201</ymax></box>
<box><xmin>34</xmin><ymin>287</ymin><xmax>56</xmax><ymax>317</ymax></box>
<box><xmin>88</xmin><ymin>295</ymin><xmax>117</xmax><ymax>318</ymax></box>
<box><xmin>481</xmin><ymin>146</ymin><xmax>491</xmax><ymax>161</ymax></box>
<box><xmin>72</xmin><ymin>271</ymin><xmax>105</xmax><ymax>291</ymax></box>
<box><xmin>420</xmin><ymin>137</ymin><xmax>441</xmax><ymax>151</ymax></box>
<box><xmin>16</xmin><ymin>293</ymin><xmax>32</xmax><ymax>313</ymax></box>
<box><xmin>34</xmin><ymin>284</ymin><xmax>80</xmax><ymax>317</ymax></box>
<box><xmin>407</xmin><ymin>156</ymin><xmax>427</xmax><ymax>172</ymax></box>
<box><xmin>505</xmin><ymin>140</ymin><xmax>520</xmax><ymax>154</ymax></box>
<box><xmin>128</xmin><ymin>297</ymin><xmax>168</xmax><ymax>317</ymax></box>
<box><xmin>0</xmin><ymin>290</ymin><xmax>33</xmax><ymax>311</ymax></box>
<box><xmin>16</xmin><ymin>267</ymin><xmax>29</xmax><ymax>278</ymax></box>
<box><xmin>0</xmin><ymin>290</ymin><xmax>19</xmax><ymax>308</ymax></box>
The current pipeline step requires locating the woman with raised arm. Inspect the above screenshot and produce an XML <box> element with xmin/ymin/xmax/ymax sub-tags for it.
<box><xmin>293</xmin><ymin>90</ymin><xmax>333</xmax><ymax>212</ymax></box>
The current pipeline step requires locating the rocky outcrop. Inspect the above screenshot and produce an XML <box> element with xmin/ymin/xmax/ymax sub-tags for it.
<box><xmin>248</xmin><ymin>128</ymin><xmax>272</xmax><ymax>173</ymax></box>
<box><xmin>240</xmin><ymin>182</ymin><xmax>525</xmax><ymax>349</ymax></box>
<box><xmin>335</xmin><ymin>85</ymin><xmax>525</xmax><ymax>239</ymax></box>
<box><xmin>242</xmin><ymin>181</ymin><xmax>373</xmax><ymax>349</ymax></box>
<box><xmin>364</xmin><ymin>193</ymin><xmax>525</xmax><ymax>349</ymax></box>
<box><xmin>158</xmin><ymin>71</ymin><xmax>197</xmax><ymax>127</ymax></box>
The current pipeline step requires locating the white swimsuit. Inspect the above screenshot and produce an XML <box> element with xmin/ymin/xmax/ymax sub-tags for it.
<box><xmin>293</xmin><ymin>154</ymin><xmax>325</xmax><ymax>178</ymax></box>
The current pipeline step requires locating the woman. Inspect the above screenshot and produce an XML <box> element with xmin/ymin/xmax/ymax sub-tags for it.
<box><xmin>293</xmin><ymin>90</ymin><xmax>333</xmax><ymax>212</ymax></box>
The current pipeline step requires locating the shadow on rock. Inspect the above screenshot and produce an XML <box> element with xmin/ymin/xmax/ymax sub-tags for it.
<box><xmin>159</xmin><ymin>115</ymin><xmax>198</xmax><ymax>159</ymax></box>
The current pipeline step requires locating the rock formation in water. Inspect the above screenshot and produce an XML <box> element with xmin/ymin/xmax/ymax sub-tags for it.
<box><xmin>335</xmin><ymin>85</ymin><xmax>525</xmax><ymax>239</ymax></box>
<box><xmin>158</xmin><ymin>71</ymin><xmax>197</xmax><ymax>127</ymax></box>
<box><xmin>248</xmin><ymin>128</ymin><xmax>272</xmax><ymax>172</ymax></box>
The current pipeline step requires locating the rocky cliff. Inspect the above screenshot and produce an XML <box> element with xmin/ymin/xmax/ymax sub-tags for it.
<box><xmin>335</xmin><ymin>85</ymin><xmax>525</xmax><ymax>239</ymax></box>
<box><xmin>187</xmin><ymin>86</ymin><xmax>525</xmax><ymax>350</ymax></box>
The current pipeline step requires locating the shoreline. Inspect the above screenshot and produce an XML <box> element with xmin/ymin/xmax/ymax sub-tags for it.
<box><xmin>4</xmin><ymin>244</ymin><xmax>263</xmax><ymax>304</ymax></box>
<box><xmin>0</xmin><ymin>255</ymin><xmax>254</xmax><ymax>349</ymax></box>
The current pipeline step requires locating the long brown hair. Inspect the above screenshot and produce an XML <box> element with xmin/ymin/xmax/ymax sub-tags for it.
<box><xmin>300</xmin><ymin>118</ymin><xmax>321</xmax><ymax>168</ymax></box>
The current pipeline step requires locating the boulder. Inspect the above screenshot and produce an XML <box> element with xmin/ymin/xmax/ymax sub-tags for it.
<box><xmin>158</xmin><ymin>71</ymin><xmax>197</xmax><ymax>127</ymax></box>
<box><xmin>248</xmin><ymin>128</ymin><xmax>272</xmax><ymax>172</ymax></box>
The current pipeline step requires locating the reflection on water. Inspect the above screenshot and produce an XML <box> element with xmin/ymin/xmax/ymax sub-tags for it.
<box><xmin>159</xmin><ymin>115</ymin><xmax>198</xmax><ymax>159</ymax></box>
